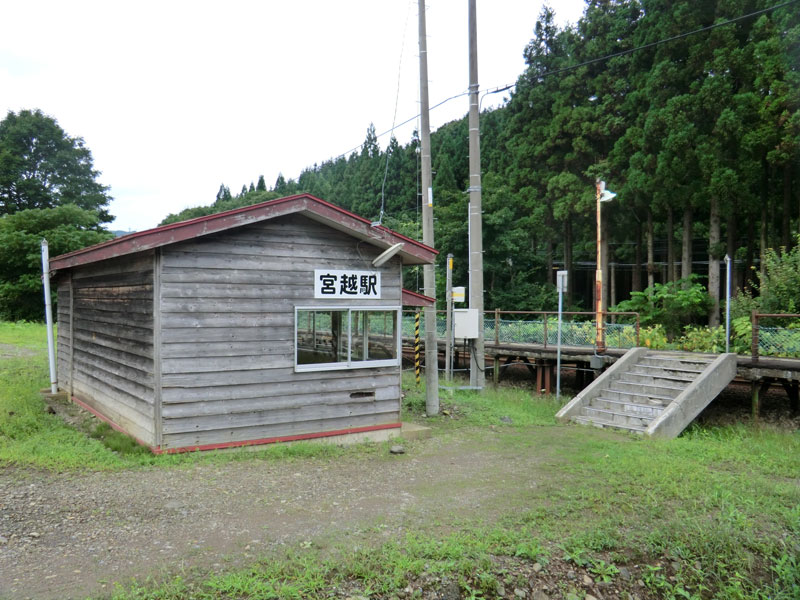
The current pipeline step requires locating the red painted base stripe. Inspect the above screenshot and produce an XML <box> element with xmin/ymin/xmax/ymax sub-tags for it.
<box><xmin>154</xmin><ymin>423</ymin><xmax>402</xmax><ymax>455</ymax></box>
<box><xmin>68</xmin><ymin>394</ymin><xmax>401</xmax><ymax>455</ymax></box>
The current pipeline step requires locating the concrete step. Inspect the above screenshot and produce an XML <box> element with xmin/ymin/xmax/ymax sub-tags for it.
<box><xmin>622</xmin><ymin>370</ymin><xmax>697</xmax><ymax>385</ymax></box>
<box><xmin>557</xmin><ymin>348</ymin><xmax>737</xmax><ymax>439</ymax></box>
<box><xmin>591</xmin><ymin>396</ymin><xmax>666</xmax><ymax>418</ymax></box>
<box><xmin>599</xmin><ymin>388</ymin><xmax>673</xmax><ymax>406</ymax></box>
<box><xmin>608</xmin><ymin>380</ymin><xmax>684</xmax><ymax>399</ymax></box>
<box><xmin>638</xmin><ymin>356</ymin><xmax>713</xmax><ymax>370</ymax></box>
<box><xmin>629</xmin><ymin>363</ymin><xmax>704</xmax><ymax>376</ymax></box>
<box><xmin>573</xmin><ymin>414</ymin><xmax>647</xmax><ymax>434</ymax></box>
<box><xmin>581</xmin><ymin>406</ymin><xmax>654</xmax><ymax>428</ymax></box>
<box><xmin>646</xmin><ymin>351</ymin><xmax>717</xmax><ymax>361</ymax></box>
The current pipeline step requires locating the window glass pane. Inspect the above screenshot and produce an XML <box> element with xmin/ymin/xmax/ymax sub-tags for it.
<box><xmin>297</xmin><ymin>310</ymin><xmax>347</xmax><ymax>365</ymax></box>
<box><xmin>350</xmin><ymin>311</ymin><xmax>367</xmax><ymax>361</ymax></box>
<box><xmin>351</xmin><ymin>310</ymin><xmax>397</xmax><ymax>361</ymax></box>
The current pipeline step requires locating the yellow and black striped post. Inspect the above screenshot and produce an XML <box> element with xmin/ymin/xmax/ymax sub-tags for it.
<box><xmin>414</xmin><ymin>309</ymin><xmax>421</xmax><ymax>387</ymax></box>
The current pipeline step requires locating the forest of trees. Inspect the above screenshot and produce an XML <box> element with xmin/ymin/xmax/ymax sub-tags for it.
<box><xmin>164</xmin><ymin>0</ymin><xmax>799</xmax><ymax>328</ymax></box>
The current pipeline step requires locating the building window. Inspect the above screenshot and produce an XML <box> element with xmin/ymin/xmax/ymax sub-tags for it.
<box><xmin>295</xmin><ymin>307</ymin><xmax>400</xmax><ymax>371</ymax></box>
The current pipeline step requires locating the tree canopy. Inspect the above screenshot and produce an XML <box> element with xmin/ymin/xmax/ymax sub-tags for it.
<box><xmin>0</xmin><ymin>110</ymin><xmax>114</xmax><ymax>321</ymax></box>
<box><xmin>0</xmin><ymin>205</ymin><xmax>112</xmax><ymax>321</ymax></box>
<box><xmin>0</xmin><ymin>109</ymin><xmax>112</xmax><ymax>222</ymax></box>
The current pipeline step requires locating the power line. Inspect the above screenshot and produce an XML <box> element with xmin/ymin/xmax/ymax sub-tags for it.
<box><xmin>483</xmin><ymin>0</ymin><xmax>800</xmax><ymax>99</ymax></box>
<box><xmin>329</xmin><ymin>0</ymin><xmax>797</xmax><ymax>166</ymax></box>
<box><xmin>376</xmin><ymin>0</ymin><xmax>413</xmax><ymax>226</ymax></box>
<box><xmin>333</xmin><ymin>89</ymin><xmax>470</xmax><ymax>162</ymax></box>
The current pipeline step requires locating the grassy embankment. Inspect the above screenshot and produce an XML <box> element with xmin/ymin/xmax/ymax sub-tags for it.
<box><xmin>1</xmin><ymin>321</ymin><xmax>798</xmax><ymax>599</ymax></box>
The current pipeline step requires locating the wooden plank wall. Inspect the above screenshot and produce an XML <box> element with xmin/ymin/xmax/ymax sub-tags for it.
<box><xmin>56</xmin><ymin>274</ymin><xmax>72</xmax><ymax>395</ymax></box>
<box><xmin>159</xmin><ymin>214</ymin><xmax>403</xmax><ymax>449</ymax></box>
<box><xmin>67</xmin><ymin>252</ymin><xmax>157</xmax><ymax>445</ymax></box>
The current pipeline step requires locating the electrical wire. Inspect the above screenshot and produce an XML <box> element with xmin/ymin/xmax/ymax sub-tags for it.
<box><xmin>375</xmin><ymin>0</ymin><xmax>413</xmax><ymax>227</ymax></box>
<box><xmin>334</xmin><ymin>90</ymin><xmax>470</xmax><ymax>162</ymax></box>
<box><xmin>332</xmin><ymin>0</ymin><xmax>796</xmax><ymax>161</ymax></box>
<box><xmin>481</xmin><ymin>0</ymin><xmax>800</xmax><ymax>103</ymax></box>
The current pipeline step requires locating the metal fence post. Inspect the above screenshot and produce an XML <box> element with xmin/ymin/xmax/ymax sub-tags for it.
<box><xmin>751</xmin><ymin>311</ymin><xmax>758</xmax><ymax>362</ymax></box>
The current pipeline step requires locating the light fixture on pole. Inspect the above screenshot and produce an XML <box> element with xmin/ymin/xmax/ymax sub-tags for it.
<box><xmin>595</xmin><ymin>179</ymin><xmax>616</xmax><ymax>353</ymax></box>
<box><xmin>372</xmin><ymin>243</ymin><xmax>404</xmax><ymax>267</ymax></box>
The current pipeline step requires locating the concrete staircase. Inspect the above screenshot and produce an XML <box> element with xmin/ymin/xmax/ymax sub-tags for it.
<box><xmin>556</xmin><ymin>348</ymin><xmax>738</xmax><ymax>438</ymax></box>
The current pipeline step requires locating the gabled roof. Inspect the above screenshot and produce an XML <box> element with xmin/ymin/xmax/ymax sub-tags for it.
<box><xmin>50</xmin><ymin>194</ymin><xmax>438</xmax><ymax>270</ymax></box>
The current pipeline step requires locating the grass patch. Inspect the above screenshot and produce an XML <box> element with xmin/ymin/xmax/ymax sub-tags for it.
<box><xmin>0</xmin><ymin>322</ymin><xmax>355</xmax><ymax>470</ymax></box>
<box><xmin>402</xmin><ymin>371</ymin><xmax>562</xmax><ymax>427</ymax></box>
<box><xmin>3</xmin><ymin>323</ymin><xmax>799</xmax><ymax>598</ymax></box>
<box><xmin>106</xmin><ymin>425</ymin><xmax>800</xmax><ymax>600</ymax></box>
<box><xmin>0</xmin><ymin>320</ymin><xmax>51</xmax><ymax>350</ymax></box>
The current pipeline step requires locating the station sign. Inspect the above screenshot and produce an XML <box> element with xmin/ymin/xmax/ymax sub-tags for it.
<box><xmin>314</xmin><ymin>269</ymin><xmax>381</xmax><ymax>299</ymax></box>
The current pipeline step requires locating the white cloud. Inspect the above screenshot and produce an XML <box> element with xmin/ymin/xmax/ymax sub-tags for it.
<box><xmin>1</xmin><ymin>0</ymin><xmax>585</xmax><ymax>231</ymax></box>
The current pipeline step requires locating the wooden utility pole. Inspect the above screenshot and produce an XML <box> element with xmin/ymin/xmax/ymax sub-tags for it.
<box><xmin>418</xmin><ymin>0</ymin><xmax>439</xmax><ymax>415</ymax></box>
<box><xmin>445</xmin><ymin>253</ymin><xmax>453</xmax><ymax>381</ymax></box>
<box><xmin>468</xmin><ymin>0</ymin><xmax>485</xmax><ymax>388</ymax></box>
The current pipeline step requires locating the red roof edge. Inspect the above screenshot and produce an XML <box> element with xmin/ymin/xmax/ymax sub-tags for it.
<box><xmin>50</xmin><ymin>193</ymin><xmax>437</xmax><ymax>270</ymax></box>
<box><xmin>402</xmin><ymin>288</ymin><xmax>436</xmax><ymax>307</ymax></box>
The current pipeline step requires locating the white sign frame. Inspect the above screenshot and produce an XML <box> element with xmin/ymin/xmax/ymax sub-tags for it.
<box><xmin>314</xmin><ymin>269</ymin><xmax>381</xmax><ymax>299</ymax></box>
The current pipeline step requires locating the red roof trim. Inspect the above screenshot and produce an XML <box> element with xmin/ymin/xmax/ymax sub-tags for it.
<box><xmin>402</xmin><ymin>288</ymin><xmax>436</xmax><ymax>307</ymax></box>
<box><xmin>50</xmin><ymin>194</ymin><xmax>437</xmax><ymax>270</ymax></box>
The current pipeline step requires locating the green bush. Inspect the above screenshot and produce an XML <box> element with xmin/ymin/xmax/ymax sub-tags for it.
<box><xmin>731</xmin><ymin>235</ymin><xmax>800</xmax><ymax>319</ymax></box>
<box><xmin>640</xmin><ymin>325</ymin><xmax>668</xmax><ymax>349</ymax></box>
<box><xmin>612</xmin><ymin>276</ymin><xmax>711</xmax><ymax>340</ymax></box>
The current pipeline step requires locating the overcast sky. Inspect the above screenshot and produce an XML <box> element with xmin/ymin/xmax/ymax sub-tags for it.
<box><xmin>1</xmin><ymin>0</ymin><xmax>586</xmax><ymax>232</ymax></box>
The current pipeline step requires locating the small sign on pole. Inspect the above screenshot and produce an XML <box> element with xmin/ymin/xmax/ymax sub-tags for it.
<box><xmin>556</xmin><ymin>270</ymin><xmax>567</xmax><ymax>399</ymax></box>
<box><xmin>556</xmin><ymin>270</ymin><xmax>568</xmax><ymax>293</ymax></box>
<box><xmin>452</xmin><ymin>286</ymin><xmax>466</xmax><ymax>303</ymax></box>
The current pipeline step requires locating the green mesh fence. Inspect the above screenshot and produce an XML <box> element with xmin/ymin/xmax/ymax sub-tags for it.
<box><xmin>758</xmin><ymin>326</ymin><xmax>800</xmax><ymax>358</ymax></box>
<box><xmin>402</xmin><ymin>314</ymin><xmax>637</xmax><ymax>349</ymax></box>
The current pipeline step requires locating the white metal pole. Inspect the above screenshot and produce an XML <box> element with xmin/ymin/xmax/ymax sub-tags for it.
<box><xmin>41</xmin><ymin>239</ymin><xmax>58</xmax><ymax>394</ymax></box>
<box><xmin>556</xmin><ymin>271</ymin><xmax>566</xmax><ymax>400</ymax></box>
<box><xmin>725</xmin><ymin>254</ymin><xmax>731</xmax><ymax>353</ymax></box>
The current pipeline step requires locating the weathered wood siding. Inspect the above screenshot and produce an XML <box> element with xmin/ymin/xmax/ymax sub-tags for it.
<box><xmin>63</xmin><ymin>253</ymin><xmax>157</xmax><ymax>445</ymax></box>
<box><xmin>56</xmin><ymin>275</ymin><xmax>72</xmax><ymax>395</ymax></box>
<box><xmin>159</xmin><ymin>214</ymin><xmax>402</xmax><ymax>449</ymax></box>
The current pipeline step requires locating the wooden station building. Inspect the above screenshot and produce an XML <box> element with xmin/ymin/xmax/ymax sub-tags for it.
<box><xmin>49</xmin><ymin>194</ymin><xmax>436</xmax><ymax>453</ymax></box>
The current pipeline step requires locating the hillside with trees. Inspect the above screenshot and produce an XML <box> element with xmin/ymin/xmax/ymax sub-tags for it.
<box><xmin>166</xmin><ymin>0</ymin><xmax>798</xmax><ymax>328</ymax></box>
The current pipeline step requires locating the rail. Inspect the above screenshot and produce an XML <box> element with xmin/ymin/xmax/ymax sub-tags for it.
<box><xmin>402</xmin><ymin>310</ymin><xmax>640</xmax><ymax>350</ymax></box>
<box><xmin>399</xmin><ymin>308</ymin><xmax>800</xmax><ymax>362</ymax></box>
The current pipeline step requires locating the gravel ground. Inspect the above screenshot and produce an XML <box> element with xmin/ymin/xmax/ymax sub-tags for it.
<box><xmin>1</xmin><ymin>372</ymin><xmax>795</xmax><ymax>600</ymax></box>
<box><xmin>0</xmin><ymin>429</ymin><xmax>557</xmax><ymax>600</ymax></box>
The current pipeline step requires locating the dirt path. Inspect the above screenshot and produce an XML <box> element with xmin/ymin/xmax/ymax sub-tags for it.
<box><xmin>0</xmin><ymin>428</ymin><xmax>564</xmax><ymax>600</ymax></box>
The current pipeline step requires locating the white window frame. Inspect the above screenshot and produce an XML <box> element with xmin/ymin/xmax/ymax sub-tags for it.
<box><xmin>294</xmin><ymin>306</ymin><xmax>402</xmax><ymax>372</ymax></box>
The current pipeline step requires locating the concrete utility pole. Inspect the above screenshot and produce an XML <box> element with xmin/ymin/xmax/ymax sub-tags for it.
<box><xmin>418</xmin><ymin>0</ymin><xmax>439</xmax><ymax>415</ymax></box>
<box><xmin>468</xmin><ymin>0</ymin><xmax>485</xmax><ymax>388</ymax></box>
